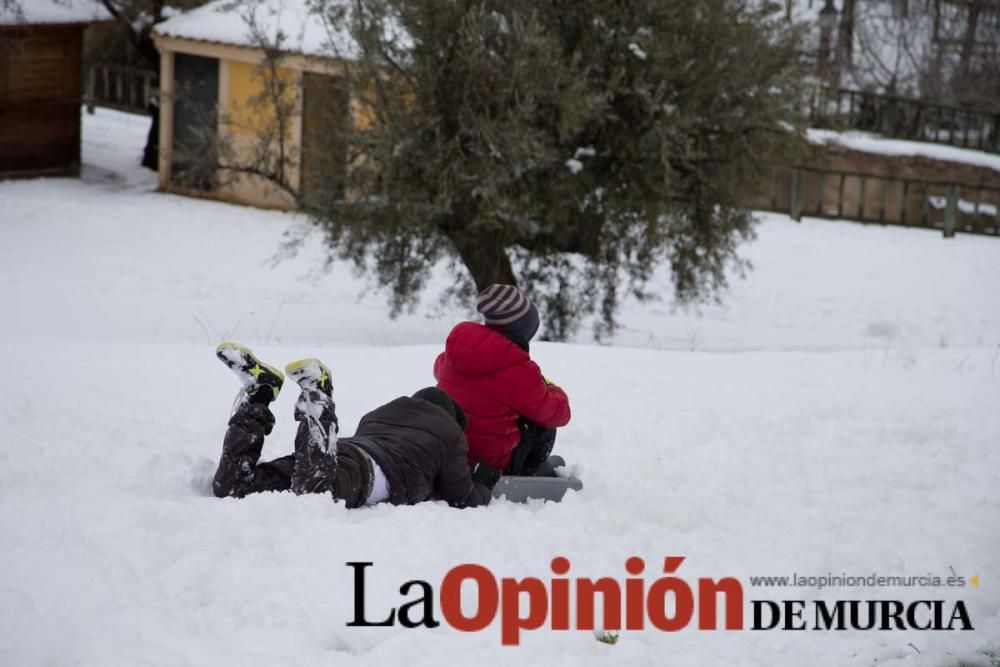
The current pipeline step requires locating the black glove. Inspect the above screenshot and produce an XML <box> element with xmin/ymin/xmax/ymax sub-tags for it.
<box><xmin>470</xmin><ymin>460</ymin><xmax>502</xmax><ymax>489</ymax></box>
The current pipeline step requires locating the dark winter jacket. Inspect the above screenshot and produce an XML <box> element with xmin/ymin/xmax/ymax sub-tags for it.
<box><xmin>433</xmin><ymin>322</ymin><xmax>571</xmax><ymax>470</ymax></box>
<box><xmin>343</xmin><ymin>395</ymin><xmax>493</xmax><ymax>508</ymax></box>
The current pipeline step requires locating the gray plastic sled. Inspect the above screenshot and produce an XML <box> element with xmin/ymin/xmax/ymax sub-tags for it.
<box><xmin>492</xmin><ymin>476</ymin><xmax>583</xmax><ymax>503</ymax></box>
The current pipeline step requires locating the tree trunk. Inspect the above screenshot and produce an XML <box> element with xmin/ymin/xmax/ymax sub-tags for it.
<box><xmin>449</xmin><ymin>229</ymin><xmax>518</xmax><ymax>291</ymax></box>
<box><xmin>960</xmin><ymin>1</ymin><xmax>983</xmax><ymax>80</ymax></box>
<box><xmin>837</xmin><ymin>0</ymin><xmax>856</xmax><ymax>73</ymax></box>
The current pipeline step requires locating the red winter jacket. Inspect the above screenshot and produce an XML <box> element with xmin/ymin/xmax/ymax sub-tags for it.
<box><xmin>433</xmin><ymin>322</ymin><xmax>571</xmax><ymax>470</ymax></box>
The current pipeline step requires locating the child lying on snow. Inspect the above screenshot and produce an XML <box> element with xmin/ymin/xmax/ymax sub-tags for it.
<box><xmin>434</xmin><ymin>284</ymin><xmax>572</xmax><ymax>488</ymax></box>
<box><xmin>211</xmin><ymin>343</ymin><xmax>492</xmax><ymax>508</ymax></box>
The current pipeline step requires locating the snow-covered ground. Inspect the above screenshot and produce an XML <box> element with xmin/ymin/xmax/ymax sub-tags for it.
<box><xmin>1</xmin><ymin>108</ymin><xmax>999</xmax><ymax>666</ymax></box>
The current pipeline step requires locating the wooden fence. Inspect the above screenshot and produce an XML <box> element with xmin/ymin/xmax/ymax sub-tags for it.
<box><xmin>85</xmin><ymin>62</ymin><xmax>157</xmax><ymax>114</ymax></box>
<box><xmin>809</xmin><ymin>87</ymin><xmax>1000</xmax><ymax>154</ymax></box>
<box><xmin>758</xmin><ymin>166</ymin><xmax>1000</xmax><ymax>238</ymax></box>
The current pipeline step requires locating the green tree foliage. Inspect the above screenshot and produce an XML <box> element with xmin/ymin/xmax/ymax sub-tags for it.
<box><xmin>225</xmin><ymin>0</ymin><xmax>804</xmax><ymax>338</ymax></box>
<box><xmin>304</xmin><ymin>0</ymin><xmax>807</xmax><ymax>339</ymax></box>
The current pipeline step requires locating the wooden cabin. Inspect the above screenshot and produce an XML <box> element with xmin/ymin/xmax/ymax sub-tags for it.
<box><xmin>0</xmin><ymin>0</ymin><xmax>111</xmax><ymax>178</ymax></box>
<box><xmin>152</xmin><ymin>0</ymin><xmax>359</xmax><ymax>210</ymax></box>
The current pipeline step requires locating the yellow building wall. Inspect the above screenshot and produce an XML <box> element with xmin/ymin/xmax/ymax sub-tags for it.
<box><xmin>218</xmin><ymin>58</ymin><xmax>300</xmax><ymax>210</ymax></box>
<box><xmin>225</xmin><ymin>60</ymin><xmax>297</xmax><ymax>136</ymax></box>
<box><xmin>353</xmin><ymin>84</ymin><xmax>376</xmax><ymax>132</ymax></box>
<box><xmin>154</xmin><ymin>35</ymin><xmax>361</xmax><ymax>211</ymax></box>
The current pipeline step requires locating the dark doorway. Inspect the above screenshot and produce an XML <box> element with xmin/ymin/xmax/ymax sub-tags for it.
<box><xmin>300</xmin><ymin>73</ymin><xmax>349</xmax><ymax>208</ymax></box>
<box><xmin>172</xmin><ymin>53</ymin><xmax>219</xmax><ymax>190</ymax></box>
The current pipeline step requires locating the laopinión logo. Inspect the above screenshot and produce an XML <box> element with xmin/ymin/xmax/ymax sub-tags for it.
<box><xmin>345</xmin><ymin>557</ymin><xmax>976</xmax><ymax>645</ymax></box>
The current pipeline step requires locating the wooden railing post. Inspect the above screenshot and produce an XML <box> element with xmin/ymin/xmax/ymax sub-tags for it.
<box><xmin>859</xmin><ymin>176</ymin><xmax>867</xmax><ymax>221</ymax></box>
<box><xmin>900</xmin><ymin>180</ymin><xmax>909</xmax><ymax>224</ymax></box>
<box><xmin>994</xmin><ymin>189</ymin><xmax>1000</xmax><ymax>235</ymax></box>
<box><xmin>921</xmin><ymin>183</ymin><xmax>930</xmax><ymax>227</ymax></box>
<box><xmin>943</xmin><ymin>184</ymin><xmax>958</xmax><ymax>238</ymax></box>
<box><xmin>837</xmin><ymin>172</ymin><xmax>845</xmax><ymax>218</ymax></box>
<box><xmin>878</xmin><ymin>178</ymin><xmax>887</xmax><ymax>223</ymax></box>
<box><xmin>887</xmin><ymin>98</ymin><xmax>897</xmax><ymax>136</ymax></box>
<box><xmin>817</xmin><ymin>172</ymin><xmax>825</xmax><ymax>216</ymax></box>
<box><xmin>972</xmin><ymin>187</ymin><xmax>982</xmax><ymax>234</ymax></box>
<box><xmin>790</xmin><ymin>169</ymin><xmax>804</xmax><ymax>221</ymax></box>
<box><xmin>770</xmin><ymin>166</ymin><xmax>778</xmax><ymax>211</ymax></box>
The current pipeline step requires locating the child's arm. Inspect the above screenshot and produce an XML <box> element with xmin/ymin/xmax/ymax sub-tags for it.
<box><xmin>508</xmin><ymin>360</ymin><xmax>571</xmax><ymax>428</ymax></box>
<box><xmin>435</xmin><ymin>431</ymin><xmax>493</xmax><ymax>508</ymax></box>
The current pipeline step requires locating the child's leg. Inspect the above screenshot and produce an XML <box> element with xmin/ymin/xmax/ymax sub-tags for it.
<box><xmin>254</xmin><ymin>454</ymin><xmax>296</xmax><ymax>490</ymax></box>
<box><xmin>212</xmin><ymin>343</ymin><xmax>289</xmax><ymax>498</ymax></box>
<box><xmin>285</xmin><ymin>359</ymin><xmax>340</xmax><ymax>496</ymax></box>
<box><xmin>213</xmin><ymin>402</ymin><xmax>292</xmax><ymax>497</ymax></box>
<box><xmin>506</xmin><ymin>418</ymin><xmax>557</xmax><ymax>476</ymax></box>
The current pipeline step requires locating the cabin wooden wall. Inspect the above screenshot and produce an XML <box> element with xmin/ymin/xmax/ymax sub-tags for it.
<box><xmin>0</xmin><ymin>24</ymin><xmax>85</xmax><ymax>177</ymax></box>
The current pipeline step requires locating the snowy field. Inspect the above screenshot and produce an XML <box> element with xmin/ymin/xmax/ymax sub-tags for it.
<box><xmin>1</xmin><ymin>108</ymin><xmax>999</xmax><ymax>666</ymax></box>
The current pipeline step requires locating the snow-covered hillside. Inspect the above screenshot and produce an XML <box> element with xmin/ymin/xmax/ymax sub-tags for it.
<box><xmin>1</xmin><ymin>109</ymin><xmax>998</xmax><ymax>666</ymax></box>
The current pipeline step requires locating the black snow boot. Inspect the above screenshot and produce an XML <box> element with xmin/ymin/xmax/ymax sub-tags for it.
<box><xmin>506</xmin><ymin>418</ymin><xmax>557</xmax><ymax>476</ymax></box>
<box><xmin>212</xmin><ymin>343</ymin><xmax>287</xmax><ymax>498</ymax></box>
<box><xmin>216</xmin><ymin>342</ymin><xmax>284</xmax><ymax>405</ymax></box>
<box><xmin>286</xmin><ymin>358</ymin><xmax>340</xmax><ymax>496</ymax></box>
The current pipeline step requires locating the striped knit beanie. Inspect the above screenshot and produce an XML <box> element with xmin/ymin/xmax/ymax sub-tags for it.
<box><xmin>476</xmin><ymin>284</ymin><xmax>540</xmax><ymax>344</ymax></box>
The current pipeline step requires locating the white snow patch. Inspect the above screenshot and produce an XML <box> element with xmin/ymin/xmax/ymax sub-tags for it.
<box><xmin>928</xmin><ymin>195</ymin><xmax>999</xmax><ymax>216</ymax></box>
<box><xmin>807</xmin><ymin>128</ymin><xmax>1000</xmax><ymax>173</ymax></box>
<box><xmin>627</xmin><ymin>42</ymin><xmax>647</xmax><ymax>60</ymax></box>
<box><xmin>565</xmin><ymin>158</ymin><xmax>584</xmax><ymax>174</ymax></box>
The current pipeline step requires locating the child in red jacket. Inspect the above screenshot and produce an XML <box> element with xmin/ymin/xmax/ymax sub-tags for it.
<box><xmin>434</xmin><ymin>284</ymin><xmax>571</xmax><ymax>485</ymax></box>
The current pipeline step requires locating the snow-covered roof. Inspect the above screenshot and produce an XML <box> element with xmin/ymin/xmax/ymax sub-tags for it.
<box><xmin>0</xmin><ymin>0</ymin><xmax>113</xmax><ymax>25</ymax></box>
<box><xmin>154</xmin><ymin>0</ymin><xmax>357</xmax><ymax>59</ymax></box>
